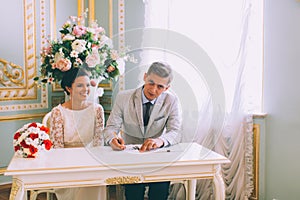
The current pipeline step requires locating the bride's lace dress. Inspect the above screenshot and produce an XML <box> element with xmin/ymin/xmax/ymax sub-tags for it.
<box><xmin>50</xmin><ymin>103</ymin><xmax>105</xmax><ymax>200</ymax></box>
<box><xmin>50</xmin><ymin>103</ymin><xmax>104</xmax><ymax>148</ymax></box>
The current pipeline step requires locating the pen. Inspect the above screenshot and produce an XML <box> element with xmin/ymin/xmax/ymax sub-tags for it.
<box><xmin>113</xmin><ymin>131</ymin><xmax>123</xmax><ymax>144</ymax></box>
<box><xmin>153</xmin><ymin>149</ymin><xmax>171</xmax><ymax>153</ymax></box>
<box><xmin>113</xmin><ymin>132</ymin><xmax>119</xmax><ymax>140</ymax></box>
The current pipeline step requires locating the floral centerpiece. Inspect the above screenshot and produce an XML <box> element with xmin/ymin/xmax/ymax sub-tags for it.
<box><xmin>13</xmin><ymin>122</ymin><xmax>52</xmax><ymax>158</ymax></box>
<box><xmin>35</xmin><ymin>13</ymin><xmax>129</xmax><ymax>84</ymax></box>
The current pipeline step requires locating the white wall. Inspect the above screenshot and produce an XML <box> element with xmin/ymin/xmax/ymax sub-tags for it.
<box><xmin>264</xmin><ymin>0</ymin><xmax>300</xmax><ymax>199</ymax></box>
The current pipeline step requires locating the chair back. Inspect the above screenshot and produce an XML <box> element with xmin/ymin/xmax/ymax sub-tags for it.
<box><xmin>42</xmin><ymin>112</ymin><xmax>52</xmax><ymax>128</ymax></box>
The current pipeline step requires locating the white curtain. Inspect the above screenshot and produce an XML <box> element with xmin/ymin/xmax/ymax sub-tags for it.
<box><xmin>142</xmin><ymin>0</ymin><xmax>262</xmax><ymax>199</ymax></box>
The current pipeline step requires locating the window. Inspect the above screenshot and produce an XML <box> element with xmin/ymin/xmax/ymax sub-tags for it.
<box><xmin>142</xmin><ymin>0</ymin><xmax>263</xmax><ymax>113</ymax></box>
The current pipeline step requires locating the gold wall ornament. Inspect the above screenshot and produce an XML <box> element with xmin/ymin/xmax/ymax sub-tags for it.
<box><xmin>105</xmin><ymin>176</ymin><xmax>141</xmax><ymax>185</ymax></box>
<box><xmin>0</xmin><ymin>0</ymin><xmax>48</xmax><ymax>110</ymax></box>
<box><xmin>0</xmin><ymin>0</ymin><xmax>37</xmax><ymax>101</ymax></box>
<box><xmin>0</xmin><ymin>59</ymin><xmax>24</xmax><ymax>87</ymax></box>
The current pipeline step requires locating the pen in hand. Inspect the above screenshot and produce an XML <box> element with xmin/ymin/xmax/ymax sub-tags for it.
<box><xmin>112</xmin><ymin>131</ymin><xmax>125</xmax><ymax>150</ymax></box>
<box><xmin>113</xmin><ymin>132</ymin><xmax>120</xmax><ymax>143</ymax></box>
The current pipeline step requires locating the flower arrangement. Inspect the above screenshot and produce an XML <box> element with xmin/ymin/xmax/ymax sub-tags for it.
<box><xmin>13</xmin><ymin>122</ymin><xmax>52</xmax><ymax>158</ymax></box>
<box><xmin>35</xmin><ymin>12</ymin><xmax>129</xmax><ymax>84</ymax></box>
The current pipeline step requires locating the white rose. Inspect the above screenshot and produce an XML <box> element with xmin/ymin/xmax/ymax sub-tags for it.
<box><xmin>25</xmin><ymin>138</ymin><xmax>33</xmax><ymax>146</ymax></box>
<box><xmin>70</xmin><ymin>50</ymin><xmax>79</xmax><ymax>58</ymax></box>
<box><xmin>71</xmin><ymin>39</ymin><xmax>87</xmax><ymax>53</ymax></box>
<box><xmin>23</xmin><ymin>148</ymin><xmax>30</xmax><ymax>155</ymax></box>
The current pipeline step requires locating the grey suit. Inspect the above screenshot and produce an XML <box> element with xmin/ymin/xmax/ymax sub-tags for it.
<box><xmin>104</xmin><ymin>86</ymin><xmax>182</xmax><ymax>146</ymax></box>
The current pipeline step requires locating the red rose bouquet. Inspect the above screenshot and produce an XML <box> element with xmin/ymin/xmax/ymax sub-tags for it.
<box><xmin>13</xmin><ymin>122</ymin><xmax>52</xmax><ymax>158</ymax></box>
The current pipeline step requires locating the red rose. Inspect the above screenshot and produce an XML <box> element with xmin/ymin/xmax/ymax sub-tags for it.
<box><xmin>28</xmin><ymin>122</ymin><xmax>38</xmax><ymax>128</ymax></box>
<box><xmin>14</xmin><ymin>145</ymin><xmax>20</xmax><ymax>152</ymax></box>
<box><xmin>29</xmin><ymin>145</ymin><xmax>38</xmax><ymax>154</ymax></box>
<box><xmin>20</xmin><ymin>140</ymin><xmax>29</xmax><ymax>148</ymax></box>
<box><xmin>29</xmin><ymin>133</ymin><xmax>39</xmax><ymax>140</ymax></box>
<box><xmin>43</xmin><ymin>140</ymin><xmax>52</xmax><ymax>150</ymax></box>
<box><xmin>14</xmin><ymin>132</ymin><xmax>21</xmax><ymax>140</ymax></box>
<box><xmin>27</xmin><ymin>154</ymin><xmax>36</xmax><ymax>158</ymax></box>
<box><xmin>40</xmin><ymin>126</ymin><xmax>50</xmax><ymax>134</ymax></box>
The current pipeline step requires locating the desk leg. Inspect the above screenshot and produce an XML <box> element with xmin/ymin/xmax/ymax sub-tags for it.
<box><xmin>213</xmin><ymin>165</ymin><xmax>225</xmax><ymax>200</ymax></box>
<box><xmin>9</xmin><ymin>178</ymin><xmax>27</xmax><ymax>200</ymax></box>
<box><xmin>186</xmin><ymin>179</ymin><xmax>196</xmax><ymax>200</ymax></box>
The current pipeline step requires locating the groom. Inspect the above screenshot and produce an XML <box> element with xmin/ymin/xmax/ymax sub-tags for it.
<box><xmin>104</xmin><ymin>61</ymin><xmax>182</xmax><ymax>200</ymax></box>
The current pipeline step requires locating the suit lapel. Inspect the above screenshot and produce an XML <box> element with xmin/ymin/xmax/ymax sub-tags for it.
<box><xmin>133</xmin><ymin>87</ymin><xmax>144</xmax><ymax>134</ymax></box>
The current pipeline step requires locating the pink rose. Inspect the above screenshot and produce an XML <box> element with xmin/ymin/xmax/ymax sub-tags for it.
<box><xmin>53</xmin><ymin>58</ymin><xmax>72</xmax><ymax>72</ymax></box>
<box><xmin>86</xmin><ymin>48</ymin><xmax>100</xmax><ymax>68</ymax></box>
<box><xmin>95</xmin><ymin>27</ymin><xmax>105</xmax><ymax>34</ymax></box>
<box><xmin>73</xmin><ymin>25</ymin><xmax>87</xmax><ymax>37</ymax></box>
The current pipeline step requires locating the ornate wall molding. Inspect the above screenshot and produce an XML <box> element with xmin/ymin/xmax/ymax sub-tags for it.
<box><xmin>118</xmin><ymin>0</ymin><xmax>125</xmax><ymax>91</ymax></box>
<box><xmin>0</xmin><ymin>0</ymin><xmax>36</xmax><ymax>101</ymax></box>
<box><xmin>0</xmin><ymin>112</ymin><xmax>46</xmax><ymax>122</ymax></box>
<box><xmin>0</xmin><ymin>0</ymin><xmax>48</xmax><ymax>111</ymax></box>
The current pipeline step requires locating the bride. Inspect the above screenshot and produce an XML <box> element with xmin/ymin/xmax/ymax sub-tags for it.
<box><xmin>50</xmin><ymin>67</ymin><xmax>105</xmax><ymax>200</ymax></box>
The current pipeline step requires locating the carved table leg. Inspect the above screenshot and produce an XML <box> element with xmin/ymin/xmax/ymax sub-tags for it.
<box><xmin>9</xmin><ymin>178</ymin><xmax>26</xmax><ymax>200</ymax></box>
<box><xmin>213</xmin><ymin>165</ymin><xmax>226</xmax><ymax>200</ymax></box>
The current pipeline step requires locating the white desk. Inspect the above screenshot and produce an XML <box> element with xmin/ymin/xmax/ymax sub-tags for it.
<box><xmin>5</xmin><ymin>143</ymin><xmax>230</xmax><ymax>200</ymax></box>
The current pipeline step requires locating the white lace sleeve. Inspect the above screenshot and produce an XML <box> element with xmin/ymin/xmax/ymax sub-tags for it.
<box><xmin>50</xmin><ymin>106</ymin><xmax>64</xmax><ymax>148</ymax></box>
<box><xmin>93</xmin><ymin>104</ymin><xmax>105</xmax><ymax>146</ymax></box>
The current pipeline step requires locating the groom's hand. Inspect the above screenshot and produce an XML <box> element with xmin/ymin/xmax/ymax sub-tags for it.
<box><xmin>139</xmin><ymin>138</ymin><xmax>163</xmax><ymax>152</ymax></box>
<box><xmin>110</xmin><ymin>138</ymin><xmax>125</xmax><ymax>151</ymax></box>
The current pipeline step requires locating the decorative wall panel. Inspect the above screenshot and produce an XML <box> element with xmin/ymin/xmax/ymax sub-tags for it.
<box><xmin>0</xmin><ymin>0</ymin><xmax>48</xmax><ymax>112</ymax></box>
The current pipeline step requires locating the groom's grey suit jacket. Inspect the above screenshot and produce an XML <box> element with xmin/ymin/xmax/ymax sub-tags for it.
<box><xmin>104</xmin><ymin>86</ymin><xmax>182</xmax><ymax>146</ymax></box>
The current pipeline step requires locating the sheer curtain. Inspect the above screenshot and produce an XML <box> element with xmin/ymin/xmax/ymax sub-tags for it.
<box><xmin>141</xmin><ymin>0</ymin><xmax>262</xmax><ymax>199</ymax></box>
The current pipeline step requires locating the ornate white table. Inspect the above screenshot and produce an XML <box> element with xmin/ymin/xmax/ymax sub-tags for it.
<box><xmin>5</xmin><ymin>142</ymin><xmax>230</xmax><ymax>200</ymax></box>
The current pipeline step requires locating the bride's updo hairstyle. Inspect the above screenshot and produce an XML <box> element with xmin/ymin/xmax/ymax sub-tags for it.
<box><xmin>61</xmin><ymin>67</ymin><xmax>90</xmax><ymax>95</ymax></box>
